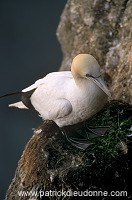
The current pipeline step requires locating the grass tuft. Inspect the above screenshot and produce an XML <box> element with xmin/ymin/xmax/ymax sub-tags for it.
<box><xmin>85</xmin><ymin>101</ymin><xmax>132</xmax><ymax>159</ymax></box>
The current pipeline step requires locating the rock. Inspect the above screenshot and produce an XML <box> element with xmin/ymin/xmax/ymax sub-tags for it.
<box><xmin>5</xmin><ymin>121</ymin><xmax>69</xmax><ymax>200</ymax></box>
<box><xmin>5</xmin><ymin>102</ymin><xmax>132</xmax><ymax>199</ymax></box>
<box><xmin>57</xmin><ymin>0</ymin><xmax>132</xmax><ymax>104</ymax></box>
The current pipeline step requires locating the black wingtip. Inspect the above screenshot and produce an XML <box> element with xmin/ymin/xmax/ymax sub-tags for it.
<box><xmin>21</xmin><ymin>89</ymin><xmax>38</xmax><ymax>113</ymax></box>
<box><xmin>0</xmin><ymin>91</ymin><xmax>21</xmax><ymax>98</ymax></box>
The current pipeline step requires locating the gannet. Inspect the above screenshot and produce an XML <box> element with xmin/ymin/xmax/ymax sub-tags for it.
<box><xmin>1</xmin><ymin>54</ymin><xmax>111</xmax><ymax>149</ymax></box>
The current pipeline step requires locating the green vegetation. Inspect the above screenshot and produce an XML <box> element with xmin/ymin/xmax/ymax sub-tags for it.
<box><xmin>85</xmin><ymin>101</ymin><xmax>132</xmax><ymax>159</ymax></box>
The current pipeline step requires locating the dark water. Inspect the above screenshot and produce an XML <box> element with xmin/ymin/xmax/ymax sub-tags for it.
<box><xmin>0</xmin><ymin>0</ymin><xmax>67</xmax><ymax>199</ymax></box>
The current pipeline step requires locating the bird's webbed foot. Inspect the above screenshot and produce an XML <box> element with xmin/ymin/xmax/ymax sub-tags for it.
<box><xmin>61</xmin><ymin>122</ymin><xmax>109</xmax><ymax>150</ymax></box>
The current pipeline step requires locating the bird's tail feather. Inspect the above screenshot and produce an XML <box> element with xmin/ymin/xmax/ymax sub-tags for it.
<box><xmin>0</xmin><ymin>91</ymin><xmax>21</xmax><ymax>98</ymax></box>
<box><xmin>9</xmin><ymin>101</ymin><xmax>28</xmax><ymax>109</ymax></box>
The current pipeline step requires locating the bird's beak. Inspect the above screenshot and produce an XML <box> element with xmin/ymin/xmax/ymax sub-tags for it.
<box><xmin>86</xmin><ymin>75</ymin><xmax>111</xmax><ymax>97</ymax></box>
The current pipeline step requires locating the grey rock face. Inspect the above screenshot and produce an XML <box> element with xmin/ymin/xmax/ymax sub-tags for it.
<box><xmin>57</xmin><ymin>0</ymin><xmax>132</xmax><ymax>104</ymax></box>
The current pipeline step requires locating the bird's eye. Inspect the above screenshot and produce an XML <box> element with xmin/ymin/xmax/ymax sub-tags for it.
<box><xmin>86</xmin><ymin>74</ymin><xmax>101</xmax><ymax>78</ymax></box>
<box><xmin>86</xmin><ymin>74</ymin><xmax>92</xmax><ymax>78</ymax></box>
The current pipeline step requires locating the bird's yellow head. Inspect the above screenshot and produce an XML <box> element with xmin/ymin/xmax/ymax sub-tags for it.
<box><xmin>71</xmin><ymin>54</ymin><xmax>111</xmax><ymax>97</ymax></box>
<box><xmin>71</xmin><ymin>54</ymin><xmax>101</xmax><ymax>79</ymax></box>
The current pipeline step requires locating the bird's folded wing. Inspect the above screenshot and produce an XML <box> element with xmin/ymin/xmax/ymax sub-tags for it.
<box><xmin>54</xmin><ymin>99</ymin><xmax>72</xmax><ymax>119</ymax></box>
<box><xmin>33</xmin><ymin>98</ymin><xmax>73</xmax><ymax>120</ymax></box>
<box><xmin>22</xmin><ymin>71</ymin><xmax>72</xmax><ymax>93</ymax></box>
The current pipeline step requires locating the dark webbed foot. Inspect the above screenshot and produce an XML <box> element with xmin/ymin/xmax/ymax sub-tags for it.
<box><xmin>61</xmin><ymin>122</ymin><xmax>109</xmax><ymax>150</ymax></box>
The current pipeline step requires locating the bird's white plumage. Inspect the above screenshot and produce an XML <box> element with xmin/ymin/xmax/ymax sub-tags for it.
<box><xmin>10</xmin><ymin>54</ymin><xmax>111</xmax><ymax>127</ymax></box>
<box><xmin>9</xmin><ymin>101</ymin><xmax>28</xmax><ymax>109</ymax></box>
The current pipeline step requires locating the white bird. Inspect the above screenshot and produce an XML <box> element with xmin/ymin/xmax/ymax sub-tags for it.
<box><xmin>1</xmin><ymin>54</ymin><xmax>111</xmax><ymax>149</ymax></box>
